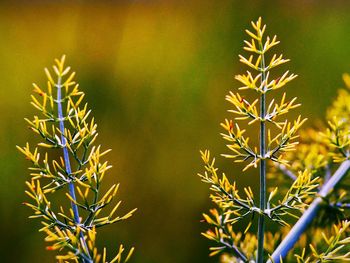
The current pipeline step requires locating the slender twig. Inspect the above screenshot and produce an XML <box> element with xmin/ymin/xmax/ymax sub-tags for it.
<box><xmin>221</xmin><ymin>239</ymin><xmax>248</xmax><ymax>262</ymax></box>
<box><xmin>329</xmin><ymin>202</ymin><xmax>350</xmax><ymax>209</ymax></box>
<box><xmin>56</xmin><ymin>77</ymin><xmax>92</xmax><ymax>263</ymax></box>
<box><xmin>268</xmin><ymin>160</ymin><xmax>350</xmax><ymax>263</ymax></box>
<box><xmin>276</xmin><ymin>163</ymin><xmax>297</xmax><ymax>181</ymax></box>
<box><xmin>57</xmin><ymin>76</ymin><xmax>79</xmax><ymax>224</ymax></box>
<box><xmin>218</xmin><ymin>185</ymin><xmax>252</xmax><ymax>211</ymax></box>
<box><xmin>218</xmin><ymin>214</ymin><xmax>248</xmax><ymax>262</ymax></box>
<box><xmin>257</xmin><ymin>40</ymin><xmax>267</xmax><ymax>263</ymax></box>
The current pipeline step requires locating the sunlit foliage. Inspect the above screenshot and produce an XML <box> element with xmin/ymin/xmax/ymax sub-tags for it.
<box><xmin>17</xmin><ymin>56</ymin><xmax>136</xmax><ymax>263</ymax></box>
<box><xmin>198</xmin><ymin>18</ymin><xmax>350</xmax><ymax>263</ymax></box>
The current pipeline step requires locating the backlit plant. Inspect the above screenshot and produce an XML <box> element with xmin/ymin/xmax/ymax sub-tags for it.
<box><xmin>198</xmin><ymin>18</ymin><xmax>350</xmax><ymax>262</ymax></box>
<box><xmin>17</xmin><ymin>56</ymin><xmax>136</xmax><ymax>263</ymax></box>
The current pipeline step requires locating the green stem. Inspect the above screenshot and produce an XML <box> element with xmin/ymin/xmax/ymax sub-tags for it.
<box><xmin>56</xmin><ymin>77</ymin><xmax>92</xmax><ymax>263</ymax></box>
<box><xmin>257</xmin><ymin>44</ymin><xmax>266</xmax><ymax>263</ymax></box>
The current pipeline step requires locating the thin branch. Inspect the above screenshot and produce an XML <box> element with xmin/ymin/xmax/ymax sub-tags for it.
<box><xmin>218</xmin><ymin>214</ymin><xmax>248</xmax><ymax>262</ymax></box>
<box><xmin>56</xmin><ymin>77</ymin><xmax>92</xmax><ymax>263</ymax></box>
<box><xmin>276</xmin><ymin>163</ymin><xmax>297</xmax><ymax>181</ymax></box>
<box><xmin>257</xmin><ymin>38</ymin><xmax>267</xmax><ymax>263</ymax></box>
<box><xmin>221</xmin><ymin>239</ymin><xmax>248</xmax><ymax>262</ymax></box>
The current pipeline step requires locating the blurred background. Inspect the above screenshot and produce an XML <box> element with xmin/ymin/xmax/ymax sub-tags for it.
<box><xmin>1</xmin><ymin>0</ymin><xmax>350</xmax><ymax>262</ymax></box>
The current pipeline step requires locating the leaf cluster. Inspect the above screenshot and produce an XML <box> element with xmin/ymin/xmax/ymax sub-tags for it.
<box><xmin>198</xmin><ymin>18</ymin><xmax>327</xmax><ymax>262</ymax></box>
<box><xmin>18</xmin><ymin>56</ymin><xmax>136</xmax><ymax>262</ymax></box>
<box><xmin>221</xmin><ymin>18</ymin><xmax>305</xmax><ymax>171</ymax></box>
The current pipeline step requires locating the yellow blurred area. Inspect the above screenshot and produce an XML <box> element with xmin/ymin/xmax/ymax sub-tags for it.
<box><xmin>1</xmin><ymin>1</ymin><xmax>350</xmax><ymax>262</ymax></box>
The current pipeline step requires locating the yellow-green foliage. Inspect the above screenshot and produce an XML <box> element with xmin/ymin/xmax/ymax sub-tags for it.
<box><xmin>293</xmin><ymin>221</ymin><xmax>350</xmax><ymax>263</ymax></box>
<box><xmin>17</xmin><ymin>56</ymin><xmax>136</xmax><ymax>263</ymax></box>
<box><xmin>323</xmin><ymin>73</ymin><xmax>350</xmax><ymax>163</ymax></box>
<box><xmin>289</xmin><ymin>74</ymin><xmax>350</xmax><ymax>263</ymax></box>
<box><xmin>221</xmin><ymin>17</ymin><xmax>305</xmax><ymax>170</ymax></box>
<box><xmin>198</xmin><ymin>18</ymin><xmax>350</xmax><ymax>263</ymax></box>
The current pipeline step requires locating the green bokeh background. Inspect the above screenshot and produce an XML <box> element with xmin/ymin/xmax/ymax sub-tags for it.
<box><xmin>1</xmin><ymin>1</ymin><xmax>350</xmax><ymax>262</ymax></box>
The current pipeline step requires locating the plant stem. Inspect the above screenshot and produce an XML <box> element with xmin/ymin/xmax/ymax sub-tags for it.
<box><xmin>257</xmin><ymin>44</ymin><xmax>266</xmax><ymax>263</ymax></box>
<box><xmin>268</xmin><ymin>160</ymin><xmax>350</xmax><ymax>263</ymax></box>
<box><xmin>222</xmin><ymin>240</ymin><xmax>248</xmax><ymax>262</ymax></box>
<box><xmin>57</xmin><ymin>77</ymin><xmax>92</xmax><ymax>262</ymax></box>
<box><xmin>276</xmin><ymin>163</ymin><xmax>297</xmax><ymax>181</ymax></box>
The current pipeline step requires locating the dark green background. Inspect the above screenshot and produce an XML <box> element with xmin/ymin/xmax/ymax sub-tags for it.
<box><xmin>1</xmin><ymin>1</ymin><xmax>350</xmax><ymax>262</ymax></box>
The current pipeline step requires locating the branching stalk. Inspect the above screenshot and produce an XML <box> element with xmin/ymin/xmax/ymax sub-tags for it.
<box><xmin>56</xmin><ymin>76</ymin><xmax>92</xmax><ymax>262</ymax></box>
<box><xmin>198</xmin><ymin>18</ymin><xmax>305</xmax><ymax>262</ymax></box>
<box><xmin>56</xmin><ymin>76</ymin><xmax>80</xmax><ymax>225</ymax></box>
<box><xmin>223</xmin><ymin>240</ymin><xmax>248</xmax><ymax>262</ymax></box>
<box><xmin>257</xmin><ymin>40</ymin><xmax>267</xmax><ymax>263</ymax></box>
<box><xmin>19</xmin><ymin>56</ymin><xmax>136</xmax><ymax>262</ymax></box>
